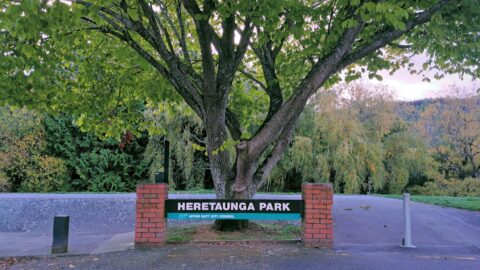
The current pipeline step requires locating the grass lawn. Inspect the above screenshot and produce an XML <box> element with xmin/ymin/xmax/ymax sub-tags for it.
<box><xmin>170</xmin><ymin>189</ymin><xmax>301</xmax><ymax>195</ymax></box>
<box><xmin>166</xmin><ymin>223</ymin><xmax>301</xmax><ymax>243</ymax></box>
<box><xmin>378</xmin><ymin>194</ymin><xmax>480</xmax><ymax>211</ymax></box>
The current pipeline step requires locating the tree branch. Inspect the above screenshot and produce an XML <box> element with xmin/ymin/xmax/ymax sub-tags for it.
<box><xmin>182</xmin><ymin>0</ymin><xmax>217</xmax><ymax>94</ymax></box>
<box><xmin>238</xmin><ymin>69</ymin><xmax>267</xmax><ymax>90</ymax></box>
<box><xmin>249</xmin><ymin>20</ymin><xmax>364</xmax><ymax>158</ymax></box>
<box><xmin>74</xmin><ymin>0</ymin><xmax>205</xmax><ymax>119</ymax></box>
<box><xmin>253</xmin><ymin>42</ymin><xmax>283</xmax><ymax>130</ymax></box>
<box><xmin>233</xmin><ymin>18</ymin><xmax>253</xmax><ymax>69</ymax></box>
<box><xmin>339</xmin><ymin>0</ymin><xmax>455</xmax><ymax>70</ymax></box>
<box><xmin>175</xmin><ymin>0</ymin><xmax>192</xmax><ymax>64</ymax></box>
<box><xmin>252</xmin><ymin>111</ymin><xmax>300</xmax><ymax>190</ymax></box>
<box><xmin>226</xmin><ymin>108</ymin><xmax>242</xmax><ymax>141</ymax></box>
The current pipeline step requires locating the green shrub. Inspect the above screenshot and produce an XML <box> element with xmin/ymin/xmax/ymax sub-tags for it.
<box><xmin>459</xmin><ymin>178</ymin><xmax>480</xmax><ymax>196</ymax></box>
<box><xmin>0</xmin><ymin>172</ymin><xmax>9</xmax><ymax>192</ymax></box>
<box><xmin>74</xmin><ymin>149</ymin><xmax>141</xmax><ymax>192</ymax></box>
<box><xmin>0</xmin><ymin>107</ymin><xmax>70</xmax><ymax>192</ymax></box>
<box><xmin>44</xmin><ymin>115</ymin><xmax>150</xmax><ymax>192</ymax></box>
<box><xmin>408</xmin><ymin>178</ymin><xmax>480</xmax><ymax>196</ymax></box>
<box><xmin>17</xmin><ymin>156</ymin><xmax>69</xmax><ymax>192</ymax></box>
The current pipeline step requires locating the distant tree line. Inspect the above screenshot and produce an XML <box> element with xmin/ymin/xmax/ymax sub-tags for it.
<box><xmin>266</xmin><ymin>84</ymin><xmax>480</xmax><ymax>196</ymax></box>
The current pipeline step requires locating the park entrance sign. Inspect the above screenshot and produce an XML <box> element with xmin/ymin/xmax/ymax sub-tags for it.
<box><xmin>165</xmin><ymin>199</ymin><xmax>303</xmax><ymax>220</ymax></box>
<box><xmin>135</xmin><ymin>183</ymin><xmax>333</xmax><ymax>248</ymax></box>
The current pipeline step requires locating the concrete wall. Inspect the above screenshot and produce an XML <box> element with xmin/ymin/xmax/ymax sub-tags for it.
<box><xmin>0</xmin><ymin>194</ymin><xmax>135</xmax><ymax>234</ymax></box>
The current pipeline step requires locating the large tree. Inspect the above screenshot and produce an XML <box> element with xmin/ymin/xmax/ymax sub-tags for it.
<box><xmin>416</xmin><ymin>90</ymin><xmax>480</xmax><ymax>179</ymax></box>
<box><xmin>1</xmin><ymin>0</ymin><xmax>479</xmax><ymax>228</ymax></box>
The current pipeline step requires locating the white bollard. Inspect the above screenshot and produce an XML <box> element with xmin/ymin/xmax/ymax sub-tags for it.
<box><xmin>402</xmin><ymin>193</ymin><xmax>416</xmax><ymax>248</ymax></box>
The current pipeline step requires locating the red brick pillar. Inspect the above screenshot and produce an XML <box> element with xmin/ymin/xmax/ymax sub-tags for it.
<box><xmin>302</xmin><ymin>183</ymin><xmax>333</xmax><ymax>248</ymax></box>
<box><xmin>135</xmin><ymin>183</ymin><xmax>167</xmax><ymax>248</ymax></box>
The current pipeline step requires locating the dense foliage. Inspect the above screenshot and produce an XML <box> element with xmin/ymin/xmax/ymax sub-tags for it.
<box><xmin>0</xmin><ymin>104</ymin><xmax>212</xmax><ymax>192</ymax></box>
<box><xmin>0</xmin><ymin>108</ymin><xmax>151</xmax><ymax>192</ymax></box>
<box><xmin>266</xmin><ymin>84</ymin><xmax>438</xmax><ymax>194</ymax></box>
<box><xmin>264</xmin><ymin>85</ymin><xmax>480</xmax><ymax>195</ymax></box>
<box><xmin>416</xmin><ymin>93</ymin><xmax>480</xmax><ymax>179</ymax></box>
<box><xmin>43</xmin><ymin>115</ymin><xmax>151</xmax><ymax>192</ymax></box>
<box><xmin>0</xmin><ymin>107</ymin><xmax>69</xmax><ymax>192</ymax></box>
<box><xmin>1</xmin><ymin>84</ymin><xmax>479</xmax><ymax>196</ymax></box>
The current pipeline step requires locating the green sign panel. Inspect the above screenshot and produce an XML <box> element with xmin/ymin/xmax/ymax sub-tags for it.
<box><xmin>165</xmin><ymin>199</ymin><xmax>303</xmax><ymax>220</ymax></box>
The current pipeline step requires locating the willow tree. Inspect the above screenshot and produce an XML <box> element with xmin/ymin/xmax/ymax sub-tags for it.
<box><xmin>1</xmin><ymin>0</ymin><xmax>479</xmax><ymax>228</ymax></box>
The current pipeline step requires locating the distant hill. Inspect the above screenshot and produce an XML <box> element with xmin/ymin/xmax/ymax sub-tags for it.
<box><xmin>394</xmin><ymin>96</ymin><xmax>480</xmax><ymax>123</ymax></box>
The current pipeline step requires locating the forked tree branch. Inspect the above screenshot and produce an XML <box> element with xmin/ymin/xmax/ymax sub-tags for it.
<box><xmin>74</xmin><ymin>0</ymin><xmax>206</xmax><ymax>119</ymax></box>
<box><xmin>249</xmin><ymin>0</ymin><xmax>455</xmax><ymax>161</ymax></box>
<box><xmin>339</xmin><ymin>0</ymin><xmax>455</xmax><ymax>70</ymax></box>
<box><xmin>252</xmin><ymin>111</ymin><xmax>300</xmax><ymax>190</ymax></box>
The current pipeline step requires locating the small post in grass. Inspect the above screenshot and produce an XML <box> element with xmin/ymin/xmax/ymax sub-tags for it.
<box><xmin>52</xmin><ymin>215</ymin><xmax>70</xmax><ymax>254</ymax></box>
<box><xmin>154</xmin><ymin>138</ymin><xmax>170</xmax><ymax>184</ymax></box>
<box><xmin>163</xmin><ymin>138</ymin><xmax>169</xmax><ymax>183</ymax></box>
<box><xmin>155</xmin><ymin>171</ymin><xmax>165</xmax><ymax>183</ymax></box>
<box><xmin>401</xmin><ymin>193</ymin><xmax>416</xmax><ymax>248</ymax></box>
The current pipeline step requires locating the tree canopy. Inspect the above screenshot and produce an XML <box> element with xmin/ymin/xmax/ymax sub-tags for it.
<box><xmin>1</xmin><ymin>0</ymin><xmax>479</xmax><ymax>203</ymax></box>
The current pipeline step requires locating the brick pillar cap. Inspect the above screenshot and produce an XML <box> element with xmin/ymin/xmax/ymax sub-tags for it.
<box><xmin>137</xmin><ymin>183</ymin><xmax>169</xmax><ymax>189</ymax></box>
<box><xmin>302</xmin><ymin>182</ymin><xmax>333</xmax><ymax>190</ymax></box>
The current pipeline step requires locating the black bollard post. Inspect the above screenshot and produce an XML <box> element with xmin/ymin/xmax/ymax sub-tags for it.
<box><xmin>155</xmin><ymin>171</ymin><xmax>165</xmax><ymax>183</ymax></box>
<box><xmin>164</xmin><ymin>138</ymin><xmax>170</xmax><ymax>183</ymax></box>
<box><xmin>52</xmin><ymin>216</ymin><xmax>69</xmax><ymax>254</ymax></box>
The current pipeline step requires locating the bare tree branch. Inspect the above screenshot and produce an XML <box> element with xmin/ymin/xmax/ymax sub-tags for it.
<box><xmin>233</xmin><ymin>18</ymin><xmax>253</xmax><ymax>69</ymax></box>
<box><xmin>226</xmin><ymin>108</ymin><xmax>242</xmax><ymax>141</ymax></box>
<box><xmin>253</xmin><ymin>42</ymin><xmax>283</xmax><ymax>130</ymax></box>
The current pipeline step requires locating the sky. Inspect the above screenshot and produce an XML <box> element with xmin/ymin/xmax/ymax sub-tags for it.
<box><xmin>367</xmin><ymin>55</ymin><xmax>479</xmax><ymax>101</ymax></box>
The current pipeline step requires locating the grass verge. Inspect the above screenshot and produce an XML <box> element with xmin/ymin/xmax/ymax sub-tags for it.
<box><xmin>168</xmin><ymin>189</ymin><xmax>302</xmax><ymax>195</ymax></box>
<box><xmin>170</xmin><ymin>189</ymin><xmax>301</xmax><ymax>195</ymax></box>
<box><xmin>166</xmin><ymin>223</ymin><xmax>301</xmax><ymax>243</ymax></box>
<box><xmin>377</xmin><ymin>194</ymin><xmax>480</xmax><ymax>211</ymax></box>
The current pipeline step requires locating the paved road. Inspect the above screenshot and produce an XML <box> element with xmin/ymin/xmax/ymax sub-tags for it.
<box><xmin>1</xmin><ymin>193</ymin><xmax>479</xmax><ymax>269</ymax></box>
<box><xmin>6</xmin><ymin>242</ymin><xmax>480</xmax><ymax>270</ymax></box>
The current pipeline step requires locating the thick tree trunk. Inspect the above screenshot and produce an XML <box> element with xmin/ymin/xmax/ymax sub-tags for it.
<box><xmin>211</xmin><ymin>134</ymin><xmax>293</xmax><ymax>231</ymax></box>
<box><xmin>209</xmin><ymin>139</ymin><xmax>260</xmax><ymax>231</ymax></box>
<box><xmin>211</xmin><ymin>146</ymin><xmax>255</xmax><ymax>231</ymax></box>
<box><xmin>203</xmin><ymin>94</ymin><xmax>231</xmax><ymax>199</ymax></box>
<box><xmin>213</xmin><ymin>159</ymin><xmax>255</xmax><ymax>231</ymax></box>
<box><xmin>202</xmin><ymin>93</ymin><xmax>252</xmax><ymax>230</ymax></box>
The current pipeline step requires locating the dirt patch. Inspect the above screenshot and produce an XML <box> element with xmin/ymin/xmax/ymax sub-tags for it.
<box><xmin>1</xmin><ymin>257</ymin><xmax>32</xmax><ymax>269</ymax></box>
<box><xmin>167</xmin><ymin>222</ymin><xmax>301</xmax><ymax>243</ymax></box>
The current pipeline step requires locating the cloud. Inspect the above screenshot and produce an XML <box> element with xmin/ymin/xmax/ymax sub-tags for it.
<box><xmin>366</xmin><ymin>55</ymin><xmax>479</xmax><ymax>101</ymax></box>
